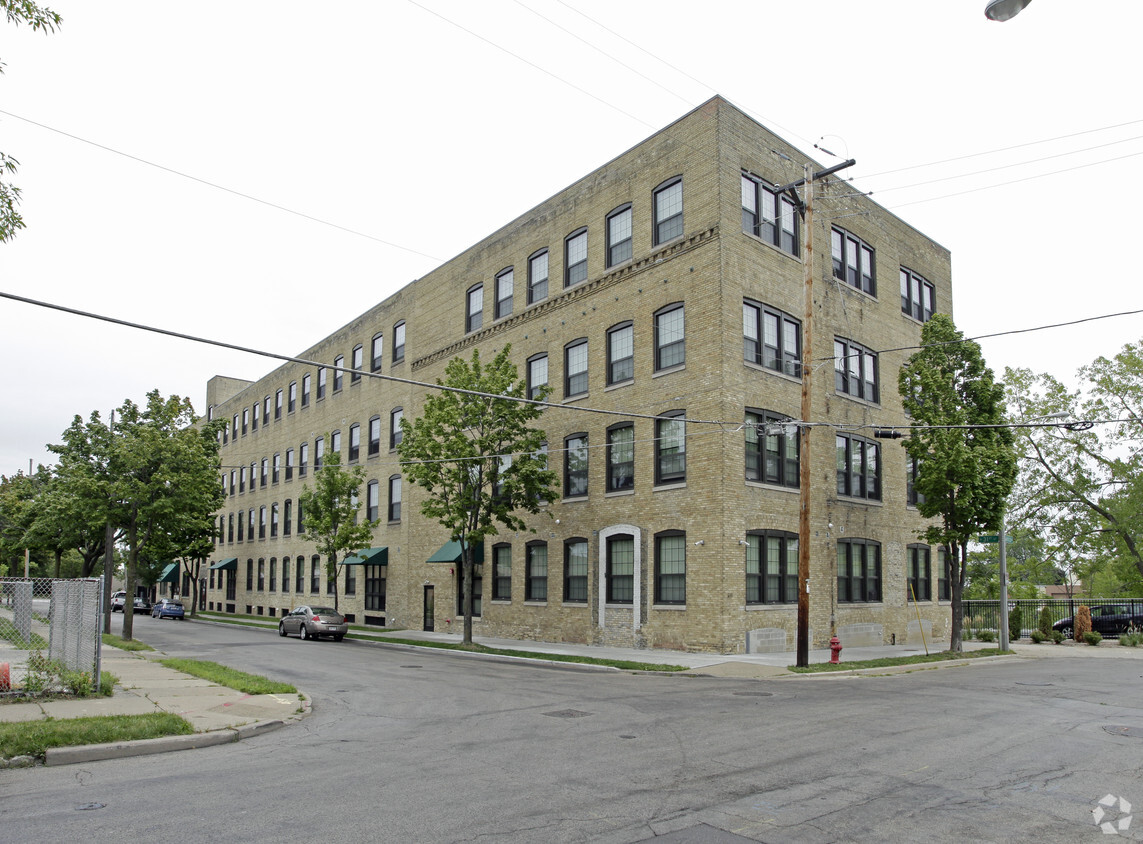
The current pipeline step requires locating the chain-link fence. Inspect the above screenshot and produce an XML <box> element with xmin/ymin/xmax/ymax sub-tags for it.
<box><xmin>0</xmin><ymin>577</ymin><xmax>103</xmax><ymax>697</ymax></box>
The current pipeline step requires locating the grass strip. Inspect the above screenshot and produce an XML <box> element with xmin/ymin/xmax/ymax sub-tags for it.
<box><xmin>102</xmin><ymin>633</ymin><xmax>153</xmax><ymax>652</ymax></box>
<box><xmin>158</xmin><ymin>658</ymin><xmax>297</xmax><ymax>695</ymax></box>
<box><xmin>0</xmin><ymin>712</ymin><xmax>193</xmax><ymax>758</ymax></box>
<box><xmin>787</xmin><ymin>648</ymin><xmax>1010</xmax><ymax>673</ymax></box>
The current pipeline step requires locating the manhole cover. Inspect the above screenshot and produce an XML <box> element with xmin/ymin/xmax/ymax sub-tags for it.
<box><xmin>543</xmin><ymin>709</ymin><xmax>592</xmax><ymax>719</ymax></box>
<box><xmin>732</xmin><ymin>691</ymin><xmax>774</xmax><ymax>697</ymax></box>
<box><xmin>76</xmin><ymin>803</ymin><xmax>105</xmax><ymax>811</ymax></box>
<box><xmin>620</xmin><ymin>734</ymin><xmax>637</xmax><ymax>739</ymax></box>
<box><xmin>1103</xmin><ymin>725</ymin><xmax>1143</xmax><ymax>739</ymax></box>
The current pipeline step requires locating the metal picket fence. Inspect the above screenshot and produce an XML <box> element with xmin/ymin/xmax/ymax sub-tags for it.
<box><xmin>0</xmin><ymin>577</ymin><xmax>103</xmax><ymax>696</ymax></box>
<box><xmin>963</xmin><ymin>598</ymin><xmax>1143</xmax><ymax>639</ymax></box>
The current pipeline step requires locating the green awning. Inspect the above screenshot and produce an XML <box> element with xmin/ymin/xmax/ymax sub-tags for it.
<box><xmin>427</xmin><ymin>540</ymin><xmax>483</xmax><ymax>564</ymax></box>
<box><xmin>210</xmin><ymin>557</ymin><xmax>238</xmax><ymax>571</ymax></box>
<box><xmin>158</xmin><ymin>563</ymin><xmax>180</xmax><ymax>583</ymax></box>
<box><xmin>343</xmin><ymin>547</ymin><xmax>388</xmax><ymax>566</ymax></box>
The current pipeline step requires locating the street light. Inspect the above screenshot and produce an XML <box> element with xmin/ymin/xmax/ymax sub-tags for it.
<box><xmin>999</xmin><ymin>410</ymin><xmax>1069</xmax><ymax>650</ymax></box>
<box><xmin>985</xmin><ymin>0</ymin><xmax>1033</xmax><ymax>21</ymax></box>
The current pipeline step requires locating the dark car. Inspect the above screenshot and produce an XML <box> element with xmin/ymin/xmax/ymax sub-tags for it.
<box><xmin>1053</xmin><ymin>604</ymin><xmax>1143</xmax><ymax>639</ymax></box>
<box><xmin>132</xmin><ymin>596</ymin><xmax>152</xmax><ymax>614</ymax></box>
<box><xmin>151</xmin><ymin>598</ymin><xmax>185</xmax><ymax>620</ymax></box>
<box><xmin>278</xmin><ymin>606</ymin><xmax>348</xmax><ymax>641</ymax></box>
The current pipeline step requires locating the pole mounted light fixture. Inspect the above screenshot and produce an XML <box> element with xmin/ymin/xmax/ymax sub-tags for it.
<box><xmin>985</xmin><ymin>0</ymin><xmax>1032</xmax><ymax>21</ymax></box>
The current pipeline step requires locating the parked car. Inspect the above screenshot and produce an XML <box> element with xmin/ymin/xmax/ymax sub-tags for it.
<box><xmin>278</xmin><ymin>606</ymin><xmax>348</xmax><ymax>641</ymax></box>
<box><xmin>110</xmin><ymin>590</ymin><xmax>127</xmax><ymax>613</ymax></box>
<box><xmin>1052</xmin><ymin>604</ymin><xmax>1143</xmax><ymax>638</ymax></box>
<box><xmin>132</xmin><ymin>596</ymin><xmax>152</xmax><ymax>614</ymax></box>
<box><xmin>151</xmin><ymin>598</ymin><xmax>185</xmax><ymax>620</ymax></box>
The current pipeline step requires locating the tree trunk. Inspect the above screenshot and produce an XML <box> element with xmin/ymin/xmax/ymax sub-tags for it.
<box><xmin>462</xmin><ymin>543</ymin><xmax>473</xmax><ymax>644</ymax></box>
<box><xmin>331</xmin><ymin>553</ymin><xmax>340</xmax><ymax>612</ymax></box>
<box><xmin>123</xmin><ymin>514</ymin><xmax>137</xmax><ymax>641</ymax></box>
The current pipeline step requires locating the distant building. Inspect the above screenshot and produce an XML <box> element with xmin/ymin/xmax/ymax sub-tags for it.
<box><xmin>203</xmin><ymin>97</ymin><xmax>951</xmax><ymax>653</ymax></box>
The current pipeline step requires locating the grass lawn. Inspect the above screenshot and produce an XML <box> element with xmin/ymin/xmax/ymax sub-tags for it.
<box><xmin>787</xmin><ymin>648</ymin><xmax>1010</xmax><ymax>673</ymax></box>
<box><xmin>102</xmin><ymin>633</ymin><xmax>153</xmax><ymax>652</ymax></box>
<box><xmin>158</xmin><ymin>658</ymin><xmax>297</xmax><ymax>695</ymax></box>
<box><xmin>0</xmin><ymin>713</ymin><xmax>193</xmax><ymax>758</ymax></box>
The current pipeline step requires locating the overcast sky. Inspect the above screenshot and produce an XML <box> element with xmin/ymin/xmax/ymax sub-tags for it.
<box><xmin>2</xmin><ymin>1</ymin><xmax>1141</xmax><ymax>475</ymax></box>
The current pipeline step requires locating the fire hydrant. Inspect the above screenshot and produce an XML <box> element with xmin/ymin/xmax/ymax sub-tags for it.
<box><xmin>829</xmin><ymin>636</ymin><xmax>843</xmax><ymax>664</ymax></box>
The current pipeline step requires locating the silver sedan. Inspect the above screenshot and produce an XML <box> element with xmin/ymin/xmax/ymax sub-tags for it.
<box><xmin>279</xmin><ymin>605</ymin><xmax>348</xmax><ymax>641</ymax></box>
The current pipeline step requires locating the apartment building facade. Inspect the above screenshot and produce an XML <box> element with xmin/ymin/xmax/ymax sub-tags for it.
<box><xmin>204</xmin><ymin>97</ymin><xmax>952</xmax><ymax>654</ymax></box>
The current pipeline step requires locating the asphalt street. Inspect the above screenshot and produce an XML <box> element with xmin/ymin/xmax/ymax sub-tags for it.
<box><xmin>2</xmin><ymin>618</ymin><xmax>1141</xmax><ymax>842</ymax></box>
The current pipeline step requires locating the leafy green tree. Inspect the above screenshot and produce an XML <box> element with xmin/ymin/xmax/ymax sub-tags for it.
<box><xmin>398</xmin><ymin>346</ymin><xmax>558</xmax><ymax>644</ymax></box>
<box><xmin>1</xmin><ymin>1</ymin><xmax>62</xmax><ymax>242</ymax></box>
<box><xmin>899</xmin><ymin>314</ymin><xmax>1017</xmax><ymax>651</ymax></box>
<box><xmin>963</xmin><ymin>528</ymin><xmax>1057</xmax><ymax>599</ymax></box>
<box><xmin>0</xmin><ymin>468</ymin><xmax>47</xmax><ymax>576</ymax></box>
<box><xmin>297</xmin><ymin>448</ymin><xmax>376</xmax><ymax>613</ymax></box>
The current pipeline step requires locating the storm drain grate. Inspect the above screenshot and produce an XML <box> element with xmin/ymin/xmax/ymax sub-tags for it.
<box><xmin>1103</xmin><ymin>725</ymin><xmax>1143</xmax><ymax>739</ymax></box>
<box><xmin>732</xmin><ymin>691</ymin><xmax>774</xmax><ymax>697</ymax></box>
<box><xmin>543</xmin><ymin>709</ymin><xmax>593</xmax><ymax>719</ymax></box>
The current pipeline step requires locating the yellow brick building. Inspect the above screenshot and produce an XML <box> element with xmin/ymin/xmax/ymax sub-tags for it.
<box><xmin>204</xmin><ymin>97</ymin><xmax>951</xmax><ymax>654</ymax></box>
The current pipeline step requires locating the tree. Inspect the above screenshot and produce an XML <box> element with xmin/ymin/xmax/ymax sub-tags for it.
<box><xmin>899</xmin><ymin>314</ymin><xmax>1017</xmax><ymax>652</ymax></box>
<box><xmin>398</xmin><ymin>346</ymin><xmax>558</xmax><ymax>644</ymax></box>
<box><xmin>297</xmin><ymin>448</ymin><xmax>376</xmax><ymax>613</ymax></box>
<box><xmin>0</xmin><ymin>468</ymin><xmax>46</xmax><ymax>576</ymax></box>
<box><xmin>964</xmin><ymin>527</ymin><xmax>1057</xmax><ymax>600</ymax></box>
<box><xmin>1</xmin><ymin>1</ymin><xmax>62</xmax><ymax>242</ymax></box>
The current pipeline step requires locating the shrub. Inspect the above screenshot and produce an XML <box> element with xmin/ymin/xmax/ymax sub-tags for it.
<box><xmin>1075</xmin><ymin>606</ymin><xmax>1092</xmax><ymax>640</ymax></box>
<box><xmin>1008</xmin><ymin>606</ymin><xmax>1023</xmax><ymax>641</ymax></box>
<box><xmin>1118</xmin><ymin>632</ymin><xmax>1143</xmax><ymax>647</ymax></box>
<box><xmin>1030</xmin><ymin>630</ymin><xmax>1046</xmax><ymax>643</ymax></box>
<box><xmin>1083</xmin><ymin>631</ymin><xmax>1103</xmax><ymax>646</ymax></box>
<box><xmin>1038</xmin><ymin>606</ymin><xmax>1053</xmax><ymax>638</ymax></box>
<box><xmin>1051</xmin><ymin>630</ymin><xmax>1064</xmax><ymax>644</ymax></box>
<box><xmin>977</xmin><ymin>629</ymin><xmax>996</xmax><ymax>643</ymax></box>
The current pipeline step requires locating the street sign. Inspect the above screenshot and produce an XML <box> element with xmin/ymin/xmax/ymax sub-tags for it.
<box><xmin>978</xmin><ymin>535</ymin><xmax>999</xmax><ymax>543</ymax></box>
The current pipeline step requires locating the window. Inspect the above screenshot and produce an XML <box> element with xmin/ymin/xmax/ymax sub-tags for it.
<box><xmin>239</xmin><ymin>466</ymin><xmax>246</xmax><ymax>494</ymax></box>
<box><xmin>368</xmin><ymin>415</ymin><xmax>381</xmax><ymax>457</ymax></box>
<box><xmin>466</xmin><ymin>284</ymin><xmax>483</xmax><ymax>333</ymax></box>
<box><xmin>564</xmin><ymin>538</ymin><xmax>588</xmax><ymax>603</ymax></box>
<box><xmin>317</xmin><ymin>367</ymin><xmax>327</xmax><ymax>400</ymax></box>
<box><xmin>388</xmin><ymin>475</ymin><xmax>402</xmax><ymax>522</ymax></box>
<box><xmin>834</xmin><ymin>337</ymin><xmax>879</xmax><ymax>402</ymax></box>
<box><xmin>457</xmin><ymin>565</ymin><xmax>482</xmax><ymax>618</ymax></box>
<box><xmin>237</xmin><ymin>510</ymin><xmax>244</xmax><ymax>542</ymax></box>
<box><xmin>492</xmin><ymin>544</ymin><xmax>511</xmax><ymax>601</ymax></box>
<box><xmin>351</xmin><ymin>345</ymin><xmax>363</xmax><ymax>383</ymax></box>
<box><xmin>606</xmin><ymin>534</ymin><xmax>634</xmax><ymax>604</ymax></box>
<box><xmin>283</xmin><ymin>500</ymin><xmax>292</xmax><ymax>537</ymax></box>
<box><xmin>901</xmin><ymin>268</ymin><xmax>935</xmax><ymax>322</ymax></box>
<box><xmin>743</xmin><ymin>300</ymin><xmax>801</xmax><ymax>377</ymax></box>
<box><xmin>259</xmin><ymin>506</ymin><xmax>266</xmax><ymax>539</ymax></box>
<box><xmin>311</xmin><ymin>555</ymin><xmax>321</xmax><ymax>594</ymax></box>
<box><xmin>525</xmin><ymin>542</ymin><xmax>548</xmax><ymax>601</ymax></box>
<box><xmin>333</xmin><ymin>355</ymin><xmax>344</xmax><ymax>392</ymax></box>
<box><xmin>390</xmin><ymin>408</ymin><xmax>403</xmax><ymax>450</ymax></box>
<box><xmin>393</xmin><ymin>321</ymin><xmax>405</xmax><ymax>363</ymax></box>
<box><xmin>741</xmin><ymin>172</ymin><xmax>798</xmax><ymax>255</ymax></box>
<box><xmin>282</xmin><ymin>557</ymin><xmax>289</xmax><ymax>593</ymax></box>
<box><xmin>246</xmin><ymin>559</ymin><xmax>253</xmax><ymax>591</ymax></box>
<box><xmin>227</xmin><ymin>513</ymin><xmax>234</xmax><ymax>543</ymax></box>
<box><xmin>314</xmin><ymin>437</ymin><xmax>324</xmax><ymax>471</ymax></box>
<box><xmin>528</xmin><ymin>249</ymin><xmax>549</xmax><ymax>303</ymax></box>
<box><xmin>242</xmin><ymin>409</ymin><xmax>248</xmax><ymax>436</ymax></box>
<box><xmin>297</xmin><ymin>499</ymin><xmax>305</xmax><ymax>534</ymax></box>
<box><xmin>276</xmin><ymin>389</ymin><xmax>284</xmax><ymax>419</ymax></box>
<box><xmin>565</xmin><ymin>228</ymin><xmax>587</xmax><ymax>287</ymax></box>
<box><xmin>564</xmin><ymin>339</ymin><xmax>588</xmax><ymax>398</ymax></box>
<box><xmin>654</xmin><ymin>304</ymin><xmax>685</xmax><ymax>370</ymax></box>
<box><xmin>654</xmin><ymin>531</ymin><xmax>686</xmax><ymax>604</ymax></box>
<box><xmin>836</xmin><ymin>434</ymin><xmax>881</xmax><ymax>500</ymax></box>
<box><xmin>371</xmin><ymin>332</ymin><xmax>384</xmax><ymax>371</ymax></box>
<box><xmin>746</xmin><ymin>530</ymin><xmax>798</xmax><ymax>604</ymax></box>
<box><xmin>285</xmin><ymin>448</ymin><xmax>294</xmax><ymax>481</ymax></box>
<box><xmin>300</xmin><ymin>374</ymin><xmax>311</xmax><ymax>408</ymax></box>
<box><xmin>607</xmin><ymin>423</ymin><xmax>634</xmax><ymax>492</ymax></box>
<box><xmin>232</xmin><ymin>414</ymin><xmax>239</xmax><ymax>441</ymax></box>
<box><xmin>331</xmin><ymin>430</ymin><xmax>341</xmax><ymax>458</ymax></box>
<box><xmin>653</xmin><ymin>177</ymin><xmax>683</xmax><ymax>245</ymax></box>
<box><xmin>260</xmin><ymin>458</ymin><xmax>269</xmax><ymax>488</ymax></box>
<box><xmin>527</xmin><ymin>354</ymin><xmax>548</xmax><ymax>401</ymax></box>
<box><xmin>366</xmin><ymin>480</ymin><xmax>379</xmax><ymax>521</ymax></box>
<box><xmin>264</xmin><ymin>395</ymin><xmax>272</xmax><ymax>424</ymax></box>
<box><xmin>831</xmin><ymin>227</ymin><xmax>876</xmax><ymax>295</ymax></box>
<box><xmin>837</xmin><ymin>539</ymin><xmax>881</xmax><ymax>603</ymax></box>
<box><xmin>606</xmin><ymin>205</ymin><xmax>632</xmax><ymax>266</ymax></box>
<box><xmin>495</xmin><ymin>268</ymin><xmax>513</xmax><ymax>319</ymax></box>
<box><xmin>907</xmin><ymin>455</ymin><xmax>924</xmax><ymax>506</ymax></box>
<box><xmin>607</xmin><ymin>322</ymin><xmax>634</xmax><ymax>384</ymax></box>
<box><xmin>937</xmin><ymin>547</ymin><xmax>952</xmax><ymax>601</ymax></box>
<box><xmin>745</xmin><ymin>410</ymin><xmax>799</xmax><ymax>487</ymax></box>
<box><xmin>251</xmin><ymin>403</ymin><xmax>259</xmax><ymax>431</ymax></box>
<box><xmin>345</xmin><ymin>559</ymin><xmax>356</xmax><ymax>596</ymax></box>
<box><xmin>348</xmin><ymin>424</ymin><xmax>360</xmax><ymax>462</ymax></box>
<box><xmin>248</xmin><ymin>509</ymin><xmax>255</xmax><ymax>541</ymax></box>
<box><xmin>564</xmin><ymin>434</ymin><xmax>588</xmax><ymax>498</ymax></box>
<box><xmin>295</xmin><ymin>555</ymin><xmax>305</xmax><ymax>592</ymax></box>
<box><xmin>257</xmin><ymin>558</ymin><xmax>266</xmax><ymax>591</ymax></box>
<box><xmin>365</xmin><ymin>565</ymin><xmax>386</xmax><ymax>611</ymax></box>
<box><xmin>230</xmin><ymin>469</ymin><xmax>236</xmax><ymax>494</ymax></box>
<box><xmin>273</xmin><ymin>453</ymin><xmax>281</xmax><ymax>484</ymax></box>
<box><xmin>270</xmin><ymin>504</ymin><xmax>279</xmax><ymax>538</ymax></box>
<box><xmin>908</xmin><ymin>545</ymin><xmax>932</xmax><ymax>601</ymax></box>
<box><xmin>299</xmin><ymin>442</ymin><xmax>309</xmax><ymax>477</ymax></box>
<box><xmin>655</xmin><ymin>412</ymin><xmax>686</xmax><ymax>485</ymax></box>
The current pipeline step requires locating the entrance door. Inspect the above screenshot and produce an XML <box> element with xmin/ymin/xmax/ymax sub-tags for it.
<box><xmin>423</xmin><ymin>585</ymin><xmax>435</xmax><ymax>632</ymax></box>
